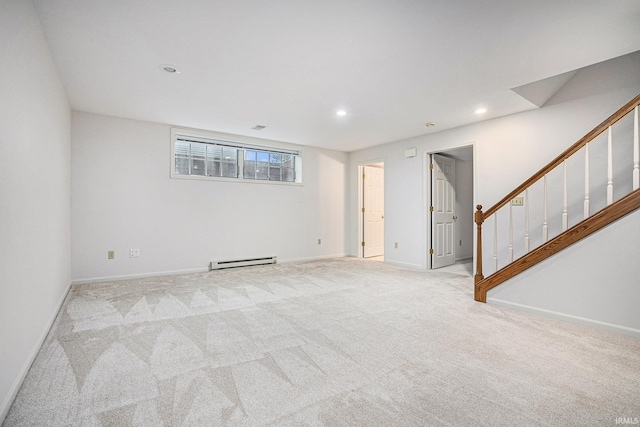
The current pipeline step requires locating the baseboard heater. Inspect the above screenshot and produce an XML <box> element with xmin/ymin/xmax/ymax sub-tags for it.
<box><xmin>209</xmin><ymin>256</ymin><xmax>277</xmax><ymax>270</ymax></box>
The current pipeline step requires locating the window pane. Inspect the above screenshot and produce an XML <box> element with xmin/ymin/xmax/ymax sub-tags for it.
<box><xmin>222</xmin><ymin>148</ymin><xmax>237</xmax><ymax>177</ymax></box>
<box><xmin>244</xmin><ymin>160</ymin><xmax>256</xmax><ymax>179</ymax></box>
<box><xmin>175</xmin><ymin>157</ymin><xmax>189</xmax><ymax>175</ymax></box>
<box><xmin>282</xmin><ymin>154</ymin><xmax>293</xmax><ymax>168</ymax></box>
<box><xmin>191</xmin><ymin>142</ymin><xmax>206</xmax><ymax>159</ymax></box>
<box><xmin>283</xmin><ymin>167</ymin><xmax>295</xmax><ymax>182</ymax></box>
<box><xmin>269</xmin><ymin>167</ymin><xmax>282</xmax><ymax>181</ymax></box>
<box><xmin>207</xmin><ymin>144</ymin><xmax>222</xmax><ymax>161</ymax></box>
<box><xmin>257</xmin><ymin>151</ymin><xmax>269</xmax><ymax>163</ymax></box>
<box><xmin>245</xmin><ymin>150</ymin><xmax>256</xmax><ymax>161</ymax></box>
<box><xmin>269</xmin><ymin>153</ymin><xmax>281</xmax><ymax>165</ymax></box>
<box><xmin>222</xmin><ymin>161</ymin><xmax>237</xmax><ymax>178</ymax></box>
<box><xmin>256</xmin><ymin>151</ymin><xmax>269</xmax><ymax>180</ymax></box>
<box><xmin>191</xmin><ymin>158</ymin><xmax>205</xmax><ymax>175</ymax></box>
<box><xmin>256</xmin><ymin>167</ymin><xmax>268</xmax><ymax>180</ymax></box>
<box><xmin>175</xmin><ymin>141</ymin><xmax>191</xmax><ymax>156</ymax></box>
<box><xmin>206</xmin><ymin>159</ymin><xmax>221</xmax><ymax>177</ymax></box>
<box><xmin>222</xmin><ymin>147</ymin><xmax>237</xmax><ymax>162</ymax></box>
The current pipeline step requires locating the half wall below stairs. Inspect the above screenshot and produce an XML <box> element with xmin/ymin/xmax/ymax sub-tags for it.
<box><xmin>487</xmin><ymin>208</ymin><xmax>640</xmax><ymax>338</ymax></box>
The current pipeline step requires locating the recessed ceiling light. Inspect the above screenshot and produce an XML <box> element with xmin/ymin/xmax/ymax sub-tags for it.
<box><xmin>425</xmin><ymin>122</ymin><xmax>437</xmax><ymax>128</ymax></box>
<box><xmin>159</xmin><ymin>64</ymin><xmax>180</xmax><ymax>74</ymax></box>
<box><xmin>336</xmin><ymin>110</ymin><xmax>347</xmax><ymax>116</ymax></box>
<box><xmin>475</xmin><ymin>108</ymin><xmax>487</xmax><ymax>114</ymax></box>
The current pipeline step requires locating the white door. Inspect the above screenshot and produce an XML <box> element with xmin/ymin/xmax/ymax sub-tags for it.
<box><xmin>431</xmin><ymin>154</ymin><xmax>456</xmax><ymax>268</ymax></box>
<box><xmin>363</xmin><ymin>165</ymin><xmax>384</xmax><ymax>257</ymax></box>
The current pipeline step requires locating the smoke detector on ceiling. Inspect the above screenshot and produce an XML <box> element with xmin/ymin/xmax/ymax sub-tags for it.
<box><xmin>425</xmin><ymin>122</ymin><xmax>437</xmax><ymax>128</ymax></box>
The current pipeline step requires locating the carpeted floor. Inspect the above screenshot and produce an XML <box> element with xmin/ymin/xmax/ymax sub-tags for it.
<box><xmin>4</xmin><ymin>258</ymin><xmax>640</xmax><ymax>426</ymax></box>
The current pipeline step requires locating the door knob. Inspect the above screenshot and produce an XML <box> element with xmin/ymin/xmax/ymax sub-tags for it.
<box><xmin>381</xmin><ymin>215</ymin><xmax>384</xmax><ymax>219</ymax></box>
<box><xmin>453</xmin><ymin>215</ymin><xmax>458</xmax><ymax>220</ymax></box>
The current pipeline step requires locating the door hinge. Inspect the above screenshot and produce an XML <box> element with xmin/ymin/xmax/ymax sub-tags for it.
<box><xmin>430</xmin><ymin>206</ymin><xmax>434</xmax><ymax>212</ymax></box>
<box><xmin>362</xmin><ymin>173</ymin><xmax>365</xmax><ymax>179</ymax></box>
<box><xmin>429</xmin><ymin>248</ymin><xmax>434</xmax><ymax>255</ymax></box>
<box><xmin>361</xmin><ymin>241</ymin><xmax>365</xmax><ymax>247</ymax></box>
<box><xmin>429</xmin><ymin>164</ymin><xmax>434</xmax><ymax>170</ymax></box>
<box><xmin>361</xmin><ymin>207</ymin><xmax>365</xmax><ymax>213</ymax></box>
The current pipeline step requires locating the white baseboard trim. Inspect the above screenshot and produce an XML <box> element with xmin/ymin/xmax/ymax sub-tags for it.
<box><xmin>1</xmin><ymin>282</ymin><xmax>72</xmax><ymax>424</ymax></box>
<box><xmin>455</xmin><ymin>256</ymin><xmax>472</xmax><ymax>263</ymax></box>
<box><xmin>277</xmin><ymin>254</ymin><xmax>347</xmax><ymax>264</ymax></box>
<box><xmin>71</xmin><ymin>255</ymin><xmax>350</xmax><ymax>285</ymax></box>
<box><xmin>384</xmin><ymin>259</ymin><xmax>424</xmax><ymax>270</ymax></box>
<box><xmin>71</xmin><ymin>267</ymin><xmax>210</xmax><ymax>285</ymax></box>
<box><xmin>487</xmin><ymin>298</ymin><xmax>640</xmax><ymax>339</ymax></box>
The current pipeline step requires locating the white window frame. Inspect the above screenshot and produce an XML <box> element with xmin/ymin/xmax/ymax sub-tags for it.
<box><xmin>170</xmin><ymin>128</ymin><xmax>303</xmax><ymax>185</ymax></box>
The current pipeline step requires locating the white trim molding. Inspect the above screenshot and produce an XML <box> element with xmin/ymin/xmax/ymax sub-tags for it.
<box><xmin>1</xmin><ymin>283</ymin><xmax>72</xmax><ymax>423</ymax></box>
<box><xmin>487</xmin><ymin>298</ymin><xmax>640</xmax><ymax>339</ymax></box>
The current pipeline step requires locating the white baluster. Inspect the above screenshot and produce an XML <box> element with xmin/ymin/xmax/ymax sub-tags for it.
<box><xmin>524</xmin><ymin>188</ymin><xmax>530</xmax><ymax>252</ymax></box>
<box><xmin>543</xmin><ymin>175</ymin><xmax>548</xmax><ymax>242</ymax></box>
<box><xmin>634</xmin><ymin>106</ymin><xmax>639</xmax><ymax>191</ymax></box>
<box><xmin>607</xmin><ymin>126</ymin><xmax>613</xmax><ymax>205</ymax></box>
<box><xmin>584</xmin><ymin>144</ymin><xmax>590</xmax><ymax>219</ymax></box>
<box><xmin>493</xmin><ymin>214</ymin><xmax>498</xmax><ymax>272</ymax></box>
<box><xmin>509</xmin><ymin>202</ymin><xmax>513</xmax><ymax>262</ymax></box>
<box><xmin>562</xmin><ymin>161</ymin><xmax>568</xmax><ymax>231</ymax></box>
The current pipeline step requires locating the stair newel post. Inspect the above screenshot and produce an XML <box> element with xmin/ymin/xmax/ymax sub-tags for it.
<box><xmin>474</xmin><ymin>205</ymin><xmax>485</xmax><ymax>302</ymax></box>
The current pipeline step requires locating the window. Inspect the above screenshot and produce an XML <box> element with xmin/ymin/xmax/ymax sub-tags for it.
<box><xmin>243</xmin><ymin>150</ymin><xmax>296</xmax><ymax>181</ymax></box>
<box><xmin>171</xmin><ymin>129</ymin><xmax>302</xmax><ymax>184</ymax></box>
<box><xmin>174</xmin><ymin>141</ymin><xmax>238</xmax><ymax>178</ymax></box>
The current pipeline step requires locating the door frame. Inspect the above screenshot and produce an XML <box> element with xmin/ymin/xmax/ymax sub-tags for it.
<box><xmin>424</xmin><ymin>144</ymin><xmax>477</xmax><ymax>270</ymax></box>
<box><xmin>357</xmin><ymin>159</ymin><xmax>385</xmax><ymax>258</ymax></box>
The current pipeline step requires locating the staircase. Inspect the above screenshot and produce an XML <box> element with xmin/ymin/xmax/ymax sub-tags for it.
<box><xmin>474</xmin><ymin>93</ymin><xmax>640</xmax><ymax>302</ymax></box>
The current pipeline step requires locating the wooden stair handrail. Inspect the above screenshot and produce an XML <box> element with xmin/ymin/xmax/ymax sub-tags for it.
<box><xmin>474</xmin><ymin>188</ymin><xmax>640</xmax><ymax>302</ymax></box>
<box><xmin>482</xmin><ymin>93</ymin><xmax>640</xmax><ymax>219</ymax></box>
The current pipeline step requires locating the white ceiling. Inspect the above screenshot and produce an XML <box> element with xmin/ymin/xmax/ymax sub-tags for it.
<box><xmin>33</xmin><ymin>0</ymin><xmax>640</xmax><ymax>152</ymax></box>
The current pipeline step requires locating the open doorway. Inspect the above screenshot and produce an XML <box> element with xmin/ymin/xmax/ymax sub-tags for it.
<box><xmin>427</xmin><ymin>146</ymin><xmax>474</xmax><ymax>271</ymax></box>
<box><xmin>358</xmin><ymin>162</ymin><xmax>384</xmax><ymax>259</ymax></box>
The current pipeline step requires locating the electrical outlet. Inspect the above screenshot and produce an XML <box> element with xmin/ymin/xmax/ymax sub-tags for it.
<box><xmin>130</xmin><ymin>249</ymin><xmax>140</xmax><ymax>258</ymax></box>
<box><xmin>108</xmin><ymin>250</ymin><xmax>115</xmax><ymax>260</ymax></box>
<box><xmin>394</xmin><ymin>242</ymin><xmax>398</xmax><ymax>249</ymax></box>
<box><xmin>511</xmin><ymin>197</ymin><xmax>524</xmax><ymax>206</ymax></box>
<box><xmin>317</xmin><ymin>239</ymin><xmax>322</xmax><ymax>245</ymax></box>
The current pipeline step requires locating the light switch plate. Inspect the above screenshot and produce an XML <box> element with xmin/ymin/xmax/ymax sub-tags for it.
<box><xmin>511</xmin><ymin>197</ymin><xmax>524</xmax><ymax>206</ymax></box>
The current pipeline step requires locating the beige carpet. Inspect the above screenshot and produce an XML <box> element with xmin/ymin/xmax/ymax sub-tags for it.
<box><xmin>4</xmin><ymin>258</ymin><xmax>640</xmax><ymax>426</ymax></box>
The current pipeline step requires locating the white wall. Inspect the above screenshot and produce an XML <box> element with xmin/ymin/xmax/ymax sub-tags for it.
<box><xmin>0</xmin><ymin>0</ymin><xmax>71</xmax><ymax>421</ymax></box>
<box><xmin>349</xmin><ymin>85</ymin><xmax>640</xmax><ymax>266</ymax></box>
<box><xmin>488</xmin><ymin>208</ymin><xmax>640</xmax><ymax>337</ymax></box>
<box><xmin>71</xmin><ymin>112</ymin><xmax>348</xmax><ymax>282</ymax></box>
<box><xmin>348</xmin><ymin>58</ymin><xmax>640</xmax><ymax>332</ymax></box>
